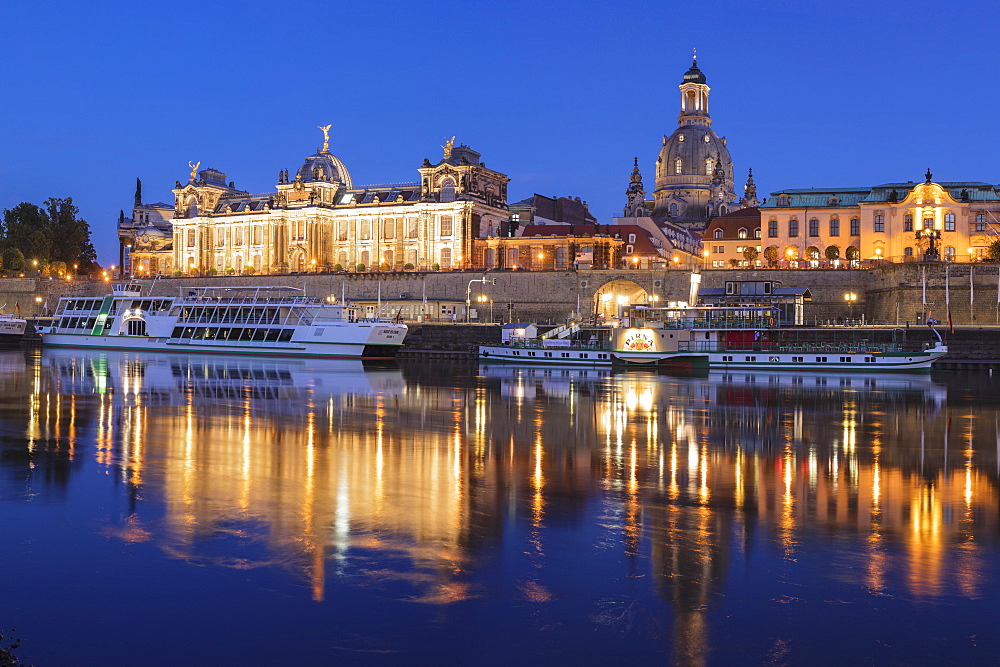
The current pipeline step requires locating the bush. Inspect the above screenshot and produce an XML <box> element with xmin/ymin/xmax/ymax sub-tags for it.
<box><xmin>987</xmin><ymin>239</ymin><xmax>1000</xmax><ymax>261</ymax></box>
<box><xmin>174</xmin><ymin>270</ymin><xmax>183</xmax><ymax>277</ymax></box>
<box><xmin>226</xmin><ymin>267</ymin><xmax>235</xmax><ymax>275</ymax></box>
<box><xmin>333</xmin><ymin>263</ymin><xmax>343</xmax><ymax>271</ymax></box>
<box><xmin>404</xmin><ymin>262</ymin><xmax>415</xmax><ymax>270</ymax></box>
<box><xmin>356</xmin><ymin>263</ymin><xmax>366</xmax><ymax>272</ymax></box>
<box><xmin>431</xmin><ymin>262</ymin><xmax>440</xmax><ymax>271</ymax></box>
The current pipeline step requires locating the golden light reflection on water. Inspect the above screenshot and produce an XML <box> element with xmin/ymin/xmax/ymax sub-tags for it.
<box><xmin>12</xmin><ymin>353</ymin><xmax>1000</xmax><ymax>619</ymax></box>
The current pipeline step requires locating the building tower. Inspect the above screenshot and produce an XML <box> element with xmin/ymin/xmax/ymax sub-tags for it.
<box><xmin>623</xmin><ymin>157</ymin><xmax>649</xmax><ymax>217</ymax></box>
<box><xmin>651</xmin><ymin>54</ymin><xmax>737</xmax><ymax>229</ymax></box>
<box><xmin>740</xmin><ymin>167</ymin><xmax>759</xmax><ymax>208</ymax></box>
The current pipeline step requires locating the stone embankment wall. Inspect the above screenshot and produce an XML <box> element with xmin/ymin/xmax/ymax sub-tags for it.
<box><xmin>8</xmin><ymin>263</ymin><xmax>1000</xmax><ymax>326</ymax></box>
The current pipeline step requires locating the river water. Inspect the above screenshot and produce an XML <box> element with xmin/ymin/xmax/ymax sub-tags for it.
<box><xmin>1</xmin><ymin>349</ymin><xmax>998</xmax><ymax>665</ymax></box>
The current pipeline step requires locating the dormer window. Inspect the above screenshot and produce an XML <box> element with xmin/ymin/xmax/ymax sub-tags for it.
<box><xmin>828</xmin><ymin>196</ymin><xmax>840</xmax><ymax>206</ymax></box>
<box><xmin>738</xmin><ymin>228</ymin><xmax>748</xmax><ymax>239</ymax></box>
<box><xmin>714</xmin><ymin>229</ymin><xmax>723</xmax><ymax>239</ymax></box>
<box><xmin>777</xmin><ymin>195</ymin><xmax>790</xmax><ymax>207</ymax></box>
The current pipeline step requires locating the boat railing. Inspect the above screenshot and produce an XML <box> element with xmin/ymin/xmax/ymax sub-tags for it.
<box><xmin>679</xmin><ymin>341</ymin><xmax>905</xmax><ymax>353</ymax></box>
<box><xmin>178</xmin><ymin>295</ymin><xmax>323</xmax><ymax>306</ymax></box>
<box><xmin>501</xmin><ymin>339</ymin><xmax>609</xmax><ymax>350</ymax></box>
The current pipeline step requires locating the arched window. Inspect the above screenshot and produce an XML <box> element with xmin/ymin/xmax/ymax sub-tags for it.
<box><xmin>439</xmin><ymin>178</ymin><xmax>456</xmax><ymax>203</ymax></box>
<box><xmin>714</xmin><ymin>229</ymin><xmax>723</xmax><ymax>239</ymax></box>
<box><xmin>669</xmin><ymin>203</ymin><xmax>679</xmax><ymax>217</ymax></box>
<box><xmin>360</xmin><ymin>250</ymin><xmax>370</xmax><ymax>267</ymax></box>
<box><xmin>738</xmin><ymin>228</ymin><xmax>748</xmax><ymax>239</ymax></box>
<box><xmin>508</xmin><ymin>247</ymin><xmax>519</xmax><ymax>267</ymax></box>
<box><xmin>186</xmin><ymin>198</ymin><xmax>199</xmax><ymax>218</ymax></box>
<box><xmin>440</xmin><ymin>248</ymin><xmax>452</xmax><ymax>268</ymax></box>
<box><xmin>484</xmin><ymin>247</ymin><xmax>496</xmax><ymax>268</ymax></box>
<box><xmin>407</xmin><ymin>249</ymin><xmax>417</xmax><ymax>267</ymax></box>
<box><xmin>674</xmin><ymin>158</ymin><xmax>682</xmax><ymax>174</ymax></box>
<box><xmin>705</xmin><ymin>158</ymin><xmax>714</xmax><ymax>176</ymax></box>
<box><xmin>338</xmin><ymin>251</ymin><xmax>347</xmax><ymax>266</ymax></box>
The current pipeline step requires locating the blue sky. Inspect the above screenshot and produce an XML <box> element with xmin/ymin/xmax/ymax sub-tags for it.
<box><xmin>2</xmin><ymin>0</ymin><xmax>998</xmax><ymax>265</ymax></box>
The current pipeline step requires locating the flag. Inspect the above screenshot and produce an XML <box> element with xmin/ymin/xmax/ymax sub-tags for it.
<box><xmin>13</xmin><ymin>302</ymin><xmax>19</xmax><ymax>315</ymax></box>
<box><xmin>948</xmin><ymin>310</ymin><xmax>954</xmax><ymax>334</ymax></box>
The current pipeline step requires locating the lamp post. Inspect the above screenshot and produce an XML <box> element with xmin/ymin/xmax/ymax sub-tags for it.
<box><xmin>310</xmin><ymin>258</ymin><xmax>317</xmax><ymax>273</ymax></box>
<box><xmin>844</xmin><ymin>292</ymin><xmax>858</xmax><ymax>324</ymax></box>
<box><xmin>466</xmin><ymin>276</ymin><xmax>496</xmax><ymax>323</ymax></box>
<box><xmin>476</xmin><ymin>294</ymin><xmax>492</xmax><ymax>323</ymax></box>
<box><xmin>32</xmin><ymin>259</ymin><xmax>38</xmax><ymax>277</ymax></box>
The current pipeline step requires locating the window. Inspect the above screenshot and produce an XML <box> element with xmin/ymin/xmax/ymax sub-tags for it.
<box><xmin>669</xmin><ymin>203</ymin><xmax>679</xmax><ymax>217</ymax></box>
<box><xmin>777</xmin><ymin>195</ymin><xmax>789</xmax><ymax>206</ymax></box>
<box><xmin>186</xmin><ymin>230</ymin><xmax>195</xmax><ymax>247</ymax></box>
<box><xmin>360</xmin><ymin>219</ymin><xmax>370</xmax><ymax>240</ymax></box>
<box><xmin>922</xmin><ymin>217</ymin><xmax>934</xmax><ymax>230</ymax></box>
<box><xmin>789</xmin><ymin>219</ymin><xmax>799</xmax><ymax>237</ymax></box>
<box><xmin>945</xmin><ymin>246</ymin><xmax>955</xmax><ymax>259</ymax></box>
<box><xmin>850</xmin><ymin>218</ymin><xmax>860</xmax><ymax>236</ymax></box>
<box><xmin>809</xmin><ymin>219</ymin><xmax>819</xmax><ymax>237</ymax></box>
<box><xmin>628</xmin><ymin>234</ymin><xmax>636</xmax><ymax>243</ymax></box>
<box><xmin>439</xmin><ymin>178</ymin><xmax>456</xmax><ymax>203</ymax></box>
<box><xmin>754</xmin><ymin>228</ymin><xmax>761</xmax><ymax>239</ymax></box>
<box><xmin>705</xmin><ymin>158</ymin><xmax>714</xmax><ymax>176</ymax></box>
<box><xmin>714</xmin><ymin>229</ymin><xmax>723</xmax><ymax>239</ymax></box>
<box><xmin>253</xmin><ymin>226</ymin><xmax>262</xmax><ymax>245</ymax></box>
<box><xmin>874</xmin><ymin>215</ymin><xmax>885</xmax><ymax>232</ymax></box>
<box><xmin>904</xmin><ymin>213</ymin><xmax>913</xmax><ymax>232</ymax></box>
<box><xmin>738</xmin><ymin>228</ymin><xmax>748</xmax><ymax>239</ymax></box>
<box><xmin>904</xmin><ymin>247</ymin><xmax>913</xmax><ymax>257</ymax></box>
<box><xmin>407</xmin><ymin>218</ymin><xmax>418</xmax><ymax>238</ymax></box>
<box><xmin>626</xmin><ymin>244</ymin><xmax>634</xmax><ymax>254</ymax></box>
<box><xmin>674</xmin><ymin>159</ymin><xmax>682</xmax><ymax>174</ymax></box>
<box><xmin>555</xmin><ymin>247</ymin><xmax>568</xmax><ymax>268</ymax></box>
<box><xmin>439</xmin><ymin>248</ymin><xmax>452</xmax><ymax>268</ymax></box>
<box><xmin>976</xmin><ymin>213</ymin><xmax>986</xmax><ymax>223</ymax></box>
<box><xmin>768</xmin><ymin>220</ymin><xmax>778</xmax><ymax>237</ymax></box>
<box><xmin>338</xmin><ymin>220</ymin><xmax>348</xmax><ymax>241</ymax></box>
<box><xmin>508</xmin><ymin>247</ymin><xmax>519</xmax><ymax>266</ymax></box>
<box><xmin>829</xmin><ymin>218</ymin><xmax>840</xmax><ymax>236</ymax></box>
<box><xmin>714</xmin><ymin>246</ymin><xmax>724</xmax><ymax>253</ymax></box>
<box><xmin>440</xmin><ymin>215</ymin><xmax>453</xmax><ymax>236</ymax></box>
<box><xmin>384</xmin><ymin>218</ymin><xmax>395</xmax><ymax>239</ymax></box>
<box><xmin>945</xmin><ymin>213</ymin><xmax>955</xmax><ymax>231</ymax></box>
<box><xmin>976</xmin><ymin>223</ymin><xmax>986</xmax><ymax>232</ymax></box>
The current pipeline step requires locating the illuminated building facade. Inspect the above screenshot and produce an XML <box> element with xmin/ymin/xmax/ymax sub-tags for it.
<box><xmin>760</xmin><ymin>171</ymin><xmax>1000</xmax><ymax>265</ymax></box>
<box><xmin>123</xmin><ymin>133</ymin><xmax>510</xmax><ymax>275</ymax></box>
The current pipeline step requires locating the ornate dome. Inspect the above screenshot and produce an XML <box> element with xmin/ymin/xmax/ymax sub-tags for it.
<box><xmin>681</xmin><ymin>59</ymin><xmax>706</xmax><ymax>84</ymax></box>
<box><xmin>655</xmin><ymin>128</ymin><xmax>733</xmax><ymax>185</ymax></box>
<box><xmin>296</xmin><ymin>151</ymin><xmax>352</xmax><ymax>188</ymax></box>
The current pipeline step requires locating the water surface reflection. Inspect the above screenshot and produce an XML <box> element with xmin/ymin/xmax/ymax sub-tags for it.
<box><xmin>1</xmin><ymin>350</ymin><xmax>998</xmax><ymax>664</ymax></box>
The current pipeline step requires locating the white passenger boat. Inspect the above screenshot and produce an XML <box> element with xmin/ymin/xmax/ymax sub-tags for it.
<box><xmin>38</xmin><ymin>281</ymin><xmax>407</xmax><ymax>359</ymax></box>
<box><xmin>612</xmin><ymin>305</ymin><xmax>947</xmax><ymax>373</ymax></box>
<box><xmin>0</xmin><ymin>313</ymin><xmax>27</xmax><ymax>347</ymax></box>
<box><xmin>478</xmin><ymin>322</ymin><xmax>614</xmax><ymax>366</ymax></box>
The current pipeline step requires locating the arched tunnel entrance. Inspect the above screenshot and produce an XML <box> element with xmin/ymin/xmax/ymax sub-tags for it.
<box><xmin>593</xmin><ymin>279</ymin><xmax>649</xmax><ymax>322</ymax></box>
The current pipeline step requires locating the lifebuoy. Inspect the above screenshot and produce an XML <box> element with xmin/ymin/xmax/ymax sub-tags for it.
<box><xmin>768</xmin><ymin>318</ymin><xmax>774</xmax><ymax>327</ymax></box>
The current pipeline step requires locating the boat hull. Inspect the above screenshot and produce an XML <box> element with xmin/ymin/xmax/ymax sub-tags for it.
<box><xmin>612</xmin><ymin>348</ymin><xmax>946</xmax><ymax>372</ymax></box>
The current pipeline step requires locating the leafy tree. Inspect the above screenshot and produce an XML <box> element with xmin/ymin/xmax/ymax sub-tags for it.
<box><xmin>1</xmin><ymin>198</ymin><xmax>98</xmax><ymax>272</ymax></box>
<box><xmin>825</xmin><ymin>245</ymin><xmax>840</xmax><ymax>261</ymax></box>
<box><xmin>49</xmin><ymin>260</ymin><xmax>68</xmax><ymax>276</ymax></box>
<box><xmin>1</xmin><ymin>247</ymin><xmax>24</xmax><ymax>272</ymax></box>
<box><xmin>845</xmin><ymin>246</ymin><xmax>860</xmax><ymax>261</ymax></box>
<box><xmin>743</xmin><ymin>246</ymin><xmax>759</xmax><ymax>264</ymax></box>
<box><xmin>763</xmin><ymin>246</ymin><xmax>779</xmax><ymax>267</ymax></box>
<box><xmin>987</xmin><ymin>239</ymin><xmax>1000</xmax><ymax>261</ymax></box>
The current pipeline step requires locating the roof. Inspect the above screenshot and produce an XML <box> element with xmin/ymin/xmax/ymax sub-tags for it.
<box><xmin>764</xmin><ymin>182</ymin><xmax>1000</xmax><ymax>208</ymax></box>
<box><xmin>501</xmin><ymin>322</ymin><xmax>535</xmax><ymax>329</ymax></box>
<box><xmin>705</xmin><ymin>207</ymin><xmax>761</xmax><ymax>239</ymax></box>
<box><xmin>510</xmin><ymin>194</ymin><xmax>596</xmax><ymax>225</ymax></box>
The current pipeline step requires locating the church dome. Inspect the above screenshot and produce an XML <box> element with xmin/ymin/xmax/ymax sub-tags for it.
<box><xmin>655</xmin><ymin>128</ymin><xmax>733</xmax><ymax>185</ymax></box>
<box><xmin>296</xmin><ymin>151</ymin><xmax>353</xmax><ymax>188</ymax></box>
<box><xmin>681</xmin><ymin>60</ymin><xmax>706</xmax><ymax>84</ymax></box>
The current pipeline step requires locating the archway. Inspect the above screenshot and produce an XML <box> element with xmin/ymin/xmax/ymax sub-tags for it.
<box><xmin>593</xmin><ymin>279</ymin><xmax>649</xmax><ymax>322</ymax></box>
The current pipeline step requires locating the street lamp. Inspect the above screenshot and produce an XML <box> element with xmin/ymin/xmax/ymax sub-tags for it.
<box><xmin>844</xmin><ymin>292</ymin><xmax>858</xmax><ymax>324</ymax></box>
<box><xmin>476</xmin><ymin>294</ymin><xmax>492</xmax><ymax>322</ymax></box>
<box><xmin>310</xmin><ymin>258</ymin><xmax>317</xmax><ymax>272</ymax></box>
<box><xmin>466</xmin><ymin>276</ymin><xmax>495</xmax><ymax>323</ymax></box>
<box><xmin>32</xmin><ymin>259</ymin><xmax>38</xmax><ymax>277</ymax></box>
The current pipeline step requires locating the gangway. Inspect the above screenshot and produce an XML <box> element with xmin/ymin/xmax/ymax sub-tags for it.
<box><xmin>540</xmin><ymin>320</ymin><xmax>581</xmax><ymax>339</ymax></box>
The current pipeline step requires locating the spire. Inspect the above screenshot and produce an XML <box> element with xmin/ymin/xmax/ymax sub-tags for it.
<box><xmin>623</xmin><ymin>157</ymin><xmax>648</xmax><ymax>217</ymax></box>
<box><xmin>741</xmin><ymin>167</ymin><xmax>759</xmax><ymax>208</ymax></box>
<box><xmin>712</xmin><ymin>153</ymin><xmax>726</xmax><ymax>186</ymax></box>
<box><xmin>134</xmin><ymin>178</ymin><xmax>142</xmax><ymax>207</ymax></box>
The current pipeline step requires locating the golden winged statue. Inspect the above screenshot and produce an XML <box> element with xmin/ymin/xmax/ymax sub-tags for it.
<box><xmin>442</xmin><ymin>136</ymin><xmax>455</xmax><ymax>159</ymax></box>
<box><xmin>188</xmin><ymin>161</ymin><xmax>200</xmax><ymax>181</ymax></box>
<box><xmin>318</xmin><ymin>125</ymin><xmax>331</xmax><ymax>153</ymax></box>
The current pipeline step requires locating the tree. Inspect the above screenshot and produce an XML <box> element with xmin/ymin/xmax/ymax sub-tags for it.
<box><xmin>356</xmin><ymin>263</ymin><xmax>366</xmax><ymax>272</ymax></box>
<box><xmin>987</xmin><ymin>238</ymin><xmax>1000</xmax><ymax>261</ymax></box>
<box><xmin>763</xmin><ymin>246</ymin><xmax>779</xmax><ymax>267</ymax></box>
<box><xmin>825</xmin><ymin>245</ymin><xmax>841</xmax><ymax>261</ymax></box>
<box><xmin>1</xmin><ymin>198</ymin><xmax>98</xmax><ymax>272</ymax></box>
<box><xmin>1</xmin><ymin>247</ymin><xmax>24</xmax><ymax>273</ymax></box>
<box><xmin>743</xmin><ymin>246</ymin><xmax>759</xmax><ymax>265</ymax></box>
<box><xmin>845</xmin><ymin>246</ymin><xmax>860</xmax><ymax>262</ymax></box>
